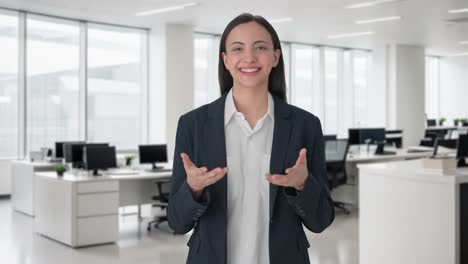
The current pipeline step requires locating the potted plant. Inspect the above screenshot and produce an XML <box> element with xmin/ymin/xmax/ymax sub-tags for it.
<box><xmin>124</xmin><ymin>155</ymin><xmax>135</xmax><ymax>167</ymax></box>
<box><xmin>461</xmin><ymin>118</ymin><xmax>468</xmax><ymax>127</ymax></box>
<box><xmin>55</xmin><ymin>164</ymin><xmax>66</xmax><ymax>177</ymax></box>
<box><xmin>454</xmin><ymin>118</ymin><xmax>460</xmax><ymax>126</ymax></box>
<box><xmin>438</xmin><ymin>117</ymin><xmax>446</xmax><ymax>126</ymax></box>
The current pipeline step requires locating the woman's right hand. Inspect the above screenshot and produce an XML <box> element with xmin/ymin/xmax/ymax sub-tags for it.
<box><xmin>180</xmin><ymin>153</ymin><xmax>228</xmax><ymax>200</ymax></box>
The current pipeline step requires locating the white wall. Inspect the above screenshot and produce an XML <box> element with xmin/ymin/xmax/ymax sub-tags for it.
<box><xmin>440</xmin><ymin>57</ymin><xmax>468</xmax><ymax>121</ymax></box>
<box><xmin>387</xmin><ymin>44</ymin><xmax>426</xmax><ymax>147</ymax></box>
<box><xmin>368</xmin><ymin>43</ymin><xmax>387</xmax><ymax>127</ymax></box>
<box><xmin>0</xmin><ymin>160</ymin><xmax>12</xmax><ymax>195</ymax></box>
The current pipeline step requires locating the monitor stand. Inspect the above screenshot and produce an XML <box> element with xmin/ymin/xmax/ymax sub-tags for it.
<box><xmin>151</xmin><ymin>163</ymin><xmax>163</xmax><ymax>170</ymax></box>
<box><xmin>458</xmin><ymin>158</ymin><xmax>468</xmax><ymax>167</ymax></box>
<box><xmin>92</xmin><ymin>169</ymin><xmax>101</xmax><ymax>176</ymax></box>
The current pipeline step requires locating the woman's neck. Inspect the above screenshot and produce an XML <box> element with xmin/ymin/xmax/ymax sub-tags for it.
<box><xmin>231</xmin><ymin>85</ymin><xmax>269</xmax><ymax>128</ymax></box>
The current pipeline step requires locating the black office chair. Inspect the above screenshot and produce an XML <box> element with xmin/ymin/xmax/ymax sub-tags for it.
<box><xmin>147</xmin><ymin>179</ymin><xmax>170</xmax><ymax>231</ymax></box>
<box><xmin>325</xmin><ymin>139</ymin><xmax>351</xmax><ymax>215</ymax></box>
<box><xmin>427</xmin><ymin>119</ymin><xmax>437</xmax><ymax>127</ymax></box>
<box><xmin>419</xmin><ymin>129</ymin><xmax>447</xmax><ymax>147</ymax></box>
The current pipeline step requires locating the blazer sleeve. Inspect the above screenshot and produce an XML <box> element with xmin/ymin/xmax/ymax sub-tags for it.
<box><xmin>167</xmin><ymin>115</ymin><xmax>211</xmax><ymax>234</ymax></box>
<box><xmin>284</xmin><ymin>117</ymin><xmax>335</xmax><ymax>233</ymax></box>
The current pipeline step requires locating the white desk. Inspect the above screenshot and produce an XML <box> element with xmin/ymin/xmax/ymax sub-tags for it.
<box><xmin>358</xmin><ymin>159</ymin><xmax>468</xmax><ymax>264</ymax></box>
<box><xmin>34</xmin><ymin>170</ymin><xmax>171</xmax><ymax>248</ymax></box>
<box><xmin>11</xmin><ymin>160</ymin><xmax>57</xmax><ymax>216</ymax></box>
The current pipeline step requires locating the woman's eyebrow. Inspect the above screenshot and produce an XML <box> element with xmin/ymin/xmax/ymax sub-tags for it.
<box><xmin>229</xmin><ymin>40</ymin><xmax>272</xmax><ymax>46</ymax></box>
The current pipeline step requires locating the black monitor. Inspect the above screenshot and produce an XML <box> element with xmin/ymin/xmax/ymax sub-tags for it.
<box><xmin>457</xmin><ymin>134</ymin><xmax>468</xmax><ymax>167</ymax></box>
<box><xmin>55</xmin><ymin>141</ymin><xmax>85</xmax><ymax>158</ymax></box>
<box><xmin>139</xmin><ymin>144</ymin><xmax>167</xmax><ymax>170</ymax></box>
<box><xmin>84</xmin><ymin>146</ymin><xmax>117</xmax><ymax>176</ymax></box>
<box><xmin>433</xmin><ymin>138</ymin><xmax>458</xmax><ymax>157</ymax></box>
<box><xmin>64</xmin><ymin>143</ymin><xmax>108</xmax><ymax>168</ymax></box>
<box><xmin>360</xmin><ymin>128</ymin><xmax>386</xmax><ymax>144</ymax></box>
<box><xmin>348</xmin><ymin>129</ymin><xmax>361</xmax><ymax>145</ymax></box>
<box><xmin>427</xmin><ymin>119</ymin><xmax>437</xmax><ymax>127</ymax></box>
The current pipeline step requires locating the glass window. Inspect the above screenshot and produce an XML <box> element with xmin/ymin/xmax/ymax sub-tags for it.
<box><xmin>0</xmin><ymin>12</ymin><xmax>18</xmax><ymax>158</ymax></box>
<box><xmin>290</xmin><ymin>44</ymin><xmax>321</xmax><ymax>117</ymax></box>
<box><xmin>324</xmin><ymin>48</ymin><xmax>339</xmax><ymax>134</ymax></box>
<box><xmin>425</xmin><ymin>56</ymin><xmax>440</xmax><ymax>119</ymax></box>
<box><xmin>194</xmin><ymin>34</ymin><xmax>220</xmax><ymax>108</ymax></box>
<box><xmin>353</xmin><ymin>50</ymin><xmax>370</xmax><ymax>127</ymax></box>
<box><xmin>26</xmin><ymin>15</ymin><xmax>81</xmax><ymax>152</ymax></box>
<box><xmin>87</xmin><ymin>24</ymin><xmax>147</xmax><ymax>149</ymax></box>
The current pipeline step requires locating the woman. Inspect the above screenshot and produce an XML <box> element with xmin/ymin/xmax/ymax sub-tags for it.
<box><xmin>168</xmin><ymin>13</ymin><xmax>334</xmax><ymax>264</ymax></box>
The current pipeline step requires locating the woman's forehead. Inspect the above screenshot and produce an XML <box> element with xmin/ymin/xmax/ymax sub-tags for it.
<box><xmin>226</xmin><ymin>22</ymin><xmax>273</xmax><ymax>45</ymax></box>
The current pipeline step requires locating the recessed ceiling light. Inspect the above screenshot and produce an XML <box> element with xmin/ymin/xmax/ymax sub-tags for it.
<box><xmin>460</xmin><ymin>40</ymin><xmax>468</xmax><ymax>45</ymax></box>
<box><xmin>346</xmin><ymin>0</ymin><xmax>404</xmax><ymax>9</ymax></box>
<box><xmin>268</xmin><ymin>17</ymin><xmax>293</xmax><ymax>24</ymax></box>
<box><xmin>327</xmin><ymin>31</ymin><xmax>374</xmax><ymax>39</ymax></box>
<box><xmin>447</xmin><ymin>52</ymin><xmax>468</xmax><ymax>57</ymax></box>
<box><xmin>355</xmin><ymin>16</ymin><xmax>402</xmax><ymax>24</ymax></box>
<box><xmin>448</xmin><ymin>8</ymin><xmax>468</xmax><ymax>14</ymax></box>
<box><xmin>135</xmin><ymin>2</ymin><xmax>198</xmax><ymax>16</ymax></box>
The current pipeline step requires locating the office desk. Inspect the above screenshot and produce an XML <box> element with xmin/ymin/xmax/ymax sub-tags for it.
<box><xmin>34</xmin><ymin>170</ymin><xmax>171</xmax><ymax>248</ymax></box>
<box><xmin>358</xmin><ymin>160</ymin><xmax>468</xmax><ymax>264</ymax></box>
<box><xmin>329</xmin><ymin>147</ymin><xmax>452</xmax><ymax>206</ymax></box>
<box><xmin>11</xmin><ymin>160</ymin><xmax>57</xmax><ymax>216</ymax></box>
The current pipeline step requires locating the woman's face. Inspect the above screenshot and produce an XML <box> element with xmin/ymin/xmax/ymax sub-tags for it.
<box><xmin>222</xmin><ymin>22</ymin><xmax>281</xmax><ymax>91</ymax></box>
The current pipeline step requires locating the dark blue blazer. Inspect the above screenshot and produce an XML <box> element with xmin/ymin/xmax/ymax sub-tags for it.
<box><xmin>168</xmin><ymin>94</ymin><xmax>335</xmax><ymax>264</ymax></box>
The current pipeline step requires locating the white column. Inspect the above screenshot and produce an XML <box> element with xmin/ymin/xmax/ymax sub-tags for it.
<box><xmin>386</xmin><ymin>44</ymin><xmax>425</xmax><ymax>147</ymax></box>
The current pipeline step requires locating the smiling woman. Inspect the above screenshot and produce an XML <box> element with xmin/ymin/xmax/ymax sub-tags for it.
<box><xmin>168</xmin><ymin>13</ymin><xmax>335</xmax><ymax>264</ymax></box>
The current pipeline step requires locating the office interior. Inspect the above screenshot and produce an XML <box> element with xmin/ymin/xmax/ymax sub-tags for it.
<box><xmin>0</xmin><ymin>0</ymin><xmax>468</xmax><ymax>263</ymax></box>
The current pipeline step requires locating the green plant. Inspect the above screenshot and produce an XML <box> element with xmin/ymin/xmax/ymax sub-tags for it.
<box><xmin>461</xmin><ymin>118</ymin><xmax>468</xmax><ymax>124</ymax></box>
<box><xmin>124</xmin><ymin>155</ymin><xmax>135</xmax><ymax>166</ymax></box>
<box><xmin>55</xmin><ymin>164</ymin><xmax>66</xmax><ymax>176</ymax></box>
<box><xmin>438</xmin><ymin>117</ymin><xmax>446</xmax><ymax>126</ymax></box>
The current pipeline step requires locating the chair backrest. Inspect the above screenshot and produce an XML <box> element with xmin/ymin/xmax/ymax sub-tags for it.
<box><xmin>325</xmin><ymin>139</ymin><xmax>349</xmax><ymax>163</ymax></box>
<box><xmin>324</xmin><ymin>134</ymin><xmax>337</xmax><ymax>141</ymax></box>
<box><xmin>427</xmin><ymin>119</ymin><xmax>437</xmax><ymax>127</ymax></box>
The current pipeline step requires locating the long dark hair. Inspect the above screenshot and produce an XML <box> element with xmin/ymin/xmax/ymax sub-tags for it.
<box><xmin>218</xmin><ymin>13</ymin><xmax>287</xmax><ymax>102</ymax></box>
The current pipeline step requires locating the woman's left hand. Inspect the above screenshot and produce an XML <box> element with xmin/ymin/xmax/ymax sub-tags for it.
<box><xmin>265</xmin><ymin>148</ymin><xmax>308</xmax><ymax>191</ymax></box>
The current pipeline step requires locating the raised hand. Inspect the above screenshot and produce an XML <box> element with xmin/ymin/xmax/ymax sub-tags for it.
<box><xmin>181</xmin><ymin>153</ymin><xmax>228</xmax><ymax>200</ymax></box>
<box><xmin>265</xmin><ymin>148</ymin><xmax>308</xmax><ymax>191</ymax></box>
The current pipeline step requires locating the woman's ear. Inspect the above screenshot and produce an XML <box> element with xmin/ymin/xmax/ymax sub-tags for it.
<box><xmin>273</xmin><ymin>49</ymin><xmax>281</xmax><ymax>67</ymax></box>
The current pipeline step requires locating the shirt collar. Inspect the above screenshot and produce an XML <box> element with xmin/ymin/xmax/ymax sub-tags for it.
<box><xmin>224</xmin><ymin>88</ymin><xmax>275</xmax><ymax>127</ymax></box>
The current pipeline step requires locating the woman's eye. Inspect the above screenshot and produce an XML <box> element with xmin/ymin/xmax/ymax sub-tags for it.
<box><xmin>232</xmin><ymin>47</ymin><xmax>241</xmax><ymax>52</ymax></box>
<box><xmin>256</xmin><ymin>46</ymin><xmax>267</xmax><ymax>51</ymax></box>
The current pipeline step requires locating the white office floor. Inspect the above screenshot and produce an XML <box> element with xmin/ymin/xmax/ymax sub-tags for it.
<box><xmin>0</xmin><ymin>198</ymin><xmax>358</xmax><ymax>264</ymax></box>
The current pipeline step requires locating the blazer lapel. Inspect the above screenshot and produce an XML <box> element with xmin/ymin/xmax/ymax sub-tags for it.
<box><xmin>269</xmin><ymin>97</ymin><xmax>292</xmax><ymax>219</ymax></box>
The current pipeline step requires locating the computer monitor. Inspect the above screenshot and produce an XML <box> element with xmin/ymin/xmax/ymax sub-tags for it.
<box><xmin>64</xmin><ymin>143</ymin><xmax>108</xmax><ymax>168</ymax></box>
<box><xmin>427</xmin><ymin>119</ymin><xmax>437</xmax><ymax>127</ymax></box>
<box><xmin>433</xmin><ymin>138</ymin><xmax>458</xmax><ymax>157</ymax></box>
<box><xmin>457</xmin><ymin>134</ymin><xmax>468</xmax><ymax>167</ymax></box>
<box><xmin>84</xmin><ymin>146</ymin><xmax>117</xmax><ymax>176</ymax></box>
<box><xmin>348</xmin><ymin>129</ymin><xmax>361</xmax><ymax>145</ymax></box>
<box><xmin>139</xmin><ymin>144</ymin><xmax>167</xmax><ymax>170</ymax></box>
<box><xmin>360</xmin><ymin>128</ymin><xmax>386</xmax><ymax>144</ymax></box>
<box><xmin>55</xmin><ymin>141</ymin><xmax>85</xmax><ymax>158</ymax></box>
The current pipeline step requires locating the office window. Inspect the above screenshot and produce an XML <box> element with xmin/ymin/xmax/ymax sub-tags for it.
<box><xmin>26</xmin><ymin>15</ymin><xmax>81</xmax><ymax>152</ymax></box>
<box><xmin>281</xmin><ymin>42</ymin><xmax>291</xmax><ymax>98</ymax></box>
<box><xmin>353</xmin><ymin>50</ymin><xmax>370</xmax><ymax>127</ymax></box>
<box><xmin>425</xmin><ymin>56</ymin><xmax>440</xmax><ymax>119</ymax></box>
<box><xmin>324</xmin><ymin>48</ymin><xmax>339</xmax><ymax>134</ymax></box>
<box><xmin>194</xmin><ymin>34</ymin><xmax>220</xmax><ymax>108</ymax></box>
<box><xmin>0</xmin><ymin>12</ymin><xmax>18</xmax><ymax>158</ymax></box>
<box><xmin>87</xmin><ymin>24</ymin><xmax>147</xmax><ymax>149</ymax></box>
<box><xmin>290</xmin><ymin>45</ymin><xmax>321</xmax><ymax>118</ymax></box>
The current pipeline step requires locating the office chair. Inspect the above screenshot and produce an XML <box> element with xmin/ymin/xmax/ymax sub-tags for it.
<box><xmin>147</xmin><ymin>179</ymin><xmax>171</xmax><ymax>231</ymax></box>
<box><xmin>325</xmin><ymin>139</ymin><xmax>351</xmax><ymax>215</ymax></box>
<box><xmin>324</xmin><ymin>134</ymin><xmax>337</xmax><ymax>141</ymax></box>
<box><xmin>419</xmin><ymin>129</ymin><xmax>447</xmax><ymax>147</ymax></box>
<box><xmin>426</xmin><ymin>119</ymin><xmax>437</xmax><ymax>127</ymax></box>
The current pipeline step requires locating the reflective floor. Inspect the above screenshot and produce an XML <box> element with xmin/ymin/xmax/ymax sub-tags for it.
<box><xmin>0</xmin><ymin>198</ymin><xmax>358</xmax><ymax>264</ymax></box>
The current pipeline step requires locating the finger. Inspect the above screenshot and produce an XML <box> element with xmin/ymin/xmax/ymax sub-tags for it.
<box><xmin>205</xmin><ymin>168</ymin><xmax>228</xmax><ymax>185</ymax></box>
<box><xmin>295</xmin><ymin>148</ymin><xmax>307</xmax><ymax>167</ymax></box>
<box><xmin>180</xmin><ymin>153</ymin><xmax>196</xmax><ymax>170</ymax></box>
<box><xmin>199</xmin><ymin>167</ymin><xmax>208</xmax><ymax>173</ymax></box>
<box><xmin>285</xmin><ymin>167</ymin><xmax>294</xmax><ymax>174</ymax></box>
<box><xmin>265</xmin><ymin>173</ymin><xmax>289</xmax><ymax>186</ymax></box>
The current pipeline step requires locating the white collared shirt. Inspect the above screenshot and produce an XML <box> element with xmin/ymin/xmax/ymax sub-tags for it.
<box><xmin>224</xmin><ymin>89</ymin><xmax>274</xmax><ymax>264</ymax></box>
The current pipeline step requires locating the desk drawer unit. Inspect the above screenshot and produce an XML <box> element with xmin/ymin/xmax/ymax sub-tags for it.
<box><xmin>74</xmin><ymin>180</ymin><xmax>119</xmax><ymax>247</ymax></box>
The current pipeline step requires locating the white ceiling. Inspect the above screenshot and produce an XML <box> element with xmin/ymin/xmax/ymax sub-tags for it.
<box><xmin>1</xmin><ymin>0</ymin><xmax>468</xmax><ymax>55</ymax></box>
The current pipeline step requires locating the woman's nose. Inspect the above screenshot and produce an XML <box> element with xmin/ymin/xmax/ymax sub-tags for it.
<box><xmin>242</xmin><ymin>48</ymin><xmax>257</xmax><ymax>63</ymax></box>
